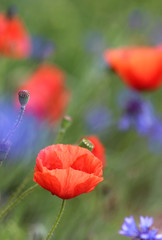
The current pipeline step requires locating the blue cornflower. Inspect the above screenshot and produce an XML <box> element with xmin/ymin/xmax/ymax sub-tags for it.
<box><xmin>139</xmin><ymin>216</ymin><xmax>153</xmax><ymax>232</ymax></box>
<box><xmin>148</xmin><ymin>20</ymin><xmax>162</xmax><ymax>45</ymax></box>
<box><xmin>84</xmin><ymin>31</ymin><xmax>106</xmax><ymax>55</ymax></box>
<box><xmin>119</xmin><ymin>216</ymin><xmax>162</xmax><ymax>240</ymax></box>
<box><xmin>119</xmin><ymin>216</ymin><xmax>139</xmax><ymax>238</ymax></box>
<box><xmin>128</xmin><ymin>9</ymin><xmax>148</xmax><ymax>30</ymax></box>
<box><xmin>0</xmin><ymin>97</ymin><xmax>51</xmax><ymax>163</ymax></box>
<box><xmin>140</xmin><ymin>229</ymin><xmax>159</xmax><ymax>240</ymax></box>
<box><xmin>30</xmin><ymin>35</ymin><xmax>55</xmax><ymax>60</ymax></box>
<box><xmin>147</xmin><ymin>118</ymin><xmax>162</xmax><ymax>153</ymax></box>
<box><xmin>118</xmin><ymin>92</ymin><xmax>155</xmax><ymax>135</ymax></box>
<box><xmin>84</xmin><ymin>105</ymin><xmax>112</xmax><ymax>134</ymax></box>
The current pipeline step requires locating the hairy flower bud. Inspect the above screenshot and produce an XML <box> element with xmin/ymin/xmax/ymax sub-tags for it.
<box><xmin>60</xmin><ymin>115</ymin><xmax>72</xmax><ymax>132</ymax></box>
<box><xmin>79</xmin><ymin>138</ymin><xmax>94</xmax><ymax>152</ymax></box>
<box><xmin>18</xmin><ymin>90</ymin><xmax>30</xmax><ymax>108</ymax></box>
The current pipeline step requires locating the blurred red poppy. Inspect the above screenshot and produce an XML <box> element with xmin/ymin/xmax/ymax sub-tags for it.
<box><xmin>85</xmin><ymin>136</ymin><xmax>106</xmax><ymax>167</ymax></box>
<box><xmin>18</xmin><ymin>64</ymin><xmax>70</xmax><ymax>123</ymax></box>
<box><xmin>0</xmin><ymin>12</ymin><xmax>31</xmax><ymax>58</ymax></box>
<box><xmin>104</xmin><ymin>47</ymin><xmax>162</xmax><ymax>91</ymax></box>
<box><xmin>33</xmin><ymin>144</ymin><xmax>103</xmax><ymax>199</ymax></box>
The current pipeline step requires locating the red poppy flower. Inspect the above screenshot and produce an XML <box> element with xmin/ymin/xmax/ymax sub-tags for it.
<box><xmin>104</xmin><ymin>47</ymin><xmax>162</xmax><ymax>91</ymax></box>
<box><xmin>0</xmin><ymin>12</ymin><xmax>31</xmax><ymax>58</ymax></box>
<box><xmin>33</xmin><ymin>144</ymin><xmax>103</xmax><ymax>199</ymax></box>
<box><xmin>85</xmin><ymin>136</ymin><xmax>106</xmax><ymax>167</ymax></box>
<box><xmin>18</xmin><ymin>64</ymin><xmax>70</xmax><ymax>123</ymax></box>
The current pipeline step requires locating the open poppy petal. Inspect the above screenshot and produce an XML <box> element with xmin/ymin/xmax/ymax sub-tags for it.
<box><xmin>85</xmin><ymin>136</ymin><xmax>106</xmax><ymax>167</ymax></box>
<box><xmin>104</xmin><ymin>47</ymin><xmax>162</xmax><ymax>91</ymax></box>
<box><xmin>37</xmin><ymin>145</ymin><xmax>63</xmax><ymax>170</ymax></box>
<box><xmin>0</xmin><ymin>13</ymin><xmax>31</xmax><ymax>58</ymax></box>
<box><xmin>17</xmin><ymin>64</ymin><xmax>70</xmax><ymax>123</ymax></box>
<box><xmin>34</xmin><ymin>167</ymin><xmax>103</xmax><ymax>199</ymax></box>
<box><xmin>72</xmin><ymin>153</ymin><xmax>103</xmax><ymax>176</ymax></box>
<box><xmin>34</xmin><ymin>171</ymin><xmax>61</xmax><ymax>197</ymax></box>
<box><xmin>33</xmin><ymin>144</ymin><xmax>104</xmax><ymax>199</ymax></box>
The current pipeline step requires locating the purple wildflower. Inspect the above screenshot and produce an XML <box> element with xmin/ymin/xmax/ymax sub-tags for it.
<box><xmin>84</xmin><ymin>31</ymin><xmax>105</xmax><ymax>55</ymax></box>
<box><xmin>0</xmin><ymin>97</ymin><xmax>51</xmax><ymax>163</ymax></box>
<box><xmin>139</xmin><ymin>216</ymin><xmax>154</xmax><ymax>232</ymax></box>
<box><xmin>118</xmin><ymin>92</ymin><xmax>155</xmax><ymax>135</ymax></box>
<box><xmin>119</xmin><ymin>216</ymin><xmax>162</xmax><ymax>240</ymax></box>
<box><xmin>128</xmin><ymin>9</ymin><xmax>149</xmax><ymax>30</ymax></box>
<box><xmin>84</xmin><ymin>105</ymin><xmax>112</xmax><ymax>134</ymax></box>
<box><xmin>30</xmin><ymin>35</ymin><xmax>54</xmax><ymax>60</ymax></box>
<box><xmin>147</xmin><ymin>119</ymin><xmax>162</xmax><ymax>153</ymax></box>
<box><xmin>148</xmin><ymin>20</ymin><xmax>162</xmax><ymax>45</ymax></box>
<box><xmin>119</xmin><ymin>216</ymin><xmax>139</xmax><ymax>237</ymax></box>
<box><xmin>140</xmin><ymin>229</ymin><xmax>159</xmax><ymax>240</ymax></box>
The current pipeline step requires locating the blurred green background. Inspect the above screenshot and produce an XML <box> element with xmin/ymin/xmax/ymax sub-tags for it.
<box><xmin>0</xmin><ymin>0</ymin><xmax>162</xmax><ymax>239</ymax></box>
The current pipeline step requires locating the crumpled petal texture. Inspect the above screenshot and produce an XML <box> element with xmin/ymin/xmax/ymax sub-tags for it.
<box><xmin>34</xmin><ymin>145</ymin><xmax>103</xmax><ymax>199</ymax></box>
<box><xmin>104</xmin><ymin>47</ymin><xmax>162</xmax><ymax>91</ymax></box>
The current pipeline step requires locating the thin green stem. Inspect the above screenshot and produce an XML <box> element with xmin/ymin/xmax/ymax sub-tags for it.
<box><xmin>0</xmin><ymin>115</ymin><xmax>70</xmax><ymax>216</ymax></box>
<box><xmin>0</xmin><ymin>171</ymin><xmax>33</xmax><ymax>215</ymax></box>
<box><xmin>0</xmin><ymin>184</ymin><xmax>38</xmax><ymax>220</ymax></box>
<box><xmin>0</xmin><ymin>58</ymin><xmax>9</xmax><ymax>93</ymax></box>
<box><xmin>3</xmin><ymin>106</ymin><xmax>25</xmax><ymax>143</ymax></box>
<box><xmin>46</xmin><ymin>199</ymin><xmax>66</xmax><ymax>240</ymax></box>
<box><xmin>55</xmin><ymin>116</ymin><xmax>72</xmax><ymax>144</ymax></box>
<box><xmin>55</xmin><ymin>130</ymin><xmax>64</xmax><ymax>144</ymax></box>
<box><xmin>8</xmin><ymin>171</ymin><xmax>33</xmax><ymax>204</ymax></box>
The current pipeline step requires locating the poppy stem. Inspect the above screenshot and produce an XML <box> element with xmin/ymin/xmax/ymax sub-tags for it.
<box><xmin>55</xmin><ymin>130</ymin><xmax>64</xmax><ymax>144</ymax></box>
<box><xmin>55</xmin><ymin>116</ymin><xmax>72</xmax><ymax>144</ymax></box>
<box><xmin>0</xmin><ymin>184</ymin><xmax>38</xmax><ymax>220</ymax></box>
<box><xmin>7</xmin><ymin>171</ymin><xmax>33</xmax><ymax>206</ymax></box>
<box><xmin>46</xmin><ymin>199</ymin><xmax>66</xmax><ymax>240</ymax></box>
<box><xmin>3</xmin><ymin>106</ymin><xmax>25</xmax><ymax>143</ymax></box>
